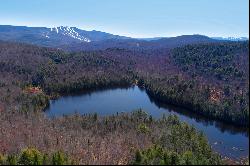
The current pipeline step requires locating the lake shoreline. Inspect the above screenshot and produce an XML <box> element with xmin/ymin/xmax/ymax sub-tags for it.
<box><xmin>44</xmin><ymin>81</ymin><xmax>249</xmax><ymax>128</ymax></box>
<box><xmin>44</xmin><ymin>86</ymin><xmax>249</xmax><ymax>161</ymax></box>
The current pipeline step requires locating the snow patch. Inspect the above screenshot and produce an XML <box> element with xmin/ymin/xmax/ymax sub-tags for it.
<box><xmin>50</xmin><ymin>26</ymin><xmax>91</xmax><ymax>42</ymax></box>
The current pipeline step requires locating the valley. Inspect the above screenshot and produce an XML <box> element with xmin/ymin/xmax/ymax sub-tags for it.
<box><xmin>44</xmin><ymin>86</ymin><xmax>249</xmax><ymax>160</ymax></box>
<box><xmin>0</xmin><ymin>25</ymin><xmax>249</xmax><ymax>165</ymax></box>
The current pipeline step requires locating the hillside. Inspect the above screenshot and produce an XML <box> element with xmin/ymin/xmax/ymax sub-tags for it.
<box><xmin>0</xmin><ymin>25</ymin><xmax>130</xmax><ymax>47</ymax></box>
<box><xmin>62</xmin><ymin>35</ymin><xmax>219</xmax><ymax>51</ymax></box>
<box><xmin>0</xmin><ymin>25</ymin><xmax>222</xmax><ymax>51</ymax></box>
<box><xmin>0</xmin><ymin>40</ymin><xmax>249</xmax><ymax>164</ymax></box>
<box><xmin>0</xmin><ymin>40</ymin><xmax>230</xmax><ymax>165</ymax></box>
<box><xmin>0</xmin><ymin>40</ymin><xmax>248</xmax><ymax>126</ymax></box>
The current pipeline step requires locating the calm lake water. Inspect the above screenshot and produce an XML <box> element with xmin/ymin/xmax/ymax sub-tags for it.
<box><xmin>45</xmin><ymin>86</ymin><xmax>249</xmax><ymax>160</ymax></box>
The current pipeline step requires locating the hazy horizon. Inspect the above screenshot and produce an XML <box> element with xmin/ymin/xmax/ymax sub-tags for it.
<box><xmin>0</xmin><ymin>0</ymin><xmax>249</xmax><ymax>38</ymax></box>
<box><xmin>1</xmin><ymin>24</ymin><xmax>249</xmax><ymax>39</ymax></box>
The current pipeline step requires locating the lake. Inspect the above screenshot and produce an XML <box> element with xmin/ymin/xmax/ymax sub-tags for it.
<box><xmin>45</xmin><ymin>86</ymin><xmax>249</xmax><ymax>160</ymax></box>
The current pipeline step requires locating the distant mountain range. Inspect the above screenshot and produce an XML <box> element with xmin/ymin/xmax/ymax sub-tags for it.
<box><xmin>0</xmin><ymin>25</ymin><xmax>248</xmax><ymax>51</ymax></box>
<box><xmin>140</xmin><ymin>37</ymin><xmax>249</xmax><ymax>41</ymax></box>
<box><xmin>62</xmin><ymin>34</ymin><xmax>220</xmax><ymax>51</ymax></box>
<box><xmin>0</xmin><ymin>25</ymin><xmax>129</xmax><ymax>47</ymax></box>
<box><xmin>211</xmin><ymin>37</ymin><xmax>248</xmax><ymax>41</ymax></box>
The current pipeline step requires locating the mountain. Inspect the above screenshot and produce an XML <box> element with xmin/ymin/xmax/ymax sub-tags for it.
<box><xmin>136</xmin><ymin>37</ymin><xmax>165</xmax><ymax>41</ymax></box>
<box><xmin>211</xmin><ymin>37</ymin><xmax>249</xmax><ymax>41</ymax></box>
<box><xmin>0</xmin><ymin>25</ymin><xmax>130</xmax><ymax>47</ymax></box>
<box><xmin>0</xmin><ymin>25</ymin><xmax>233</xmax><ymax>51</ymax></box>
<box><xmin>62</xmin><ymin>34</ymin><xmax>219</xmax><ymax>51</ymax></box>
<box><xmin>139</xmin><ymin>36</ymin><xmax>249</xmax><ymax>42</ymax></box>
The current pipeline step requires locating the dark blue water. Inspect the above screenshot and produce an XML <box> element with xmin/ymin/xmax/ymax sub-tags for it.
<box><xmin>45</xmin><ymin>86</ymin><xmax>249</xmax><ymax>160</ymax></box>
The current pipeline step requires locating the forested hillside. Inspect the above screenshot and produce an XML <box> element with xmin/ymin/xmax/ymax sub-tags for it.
<box><xmin>170</xmin><ymin>42</ymin><xmax>249</xmax><ymax>125</ymax></box>
<box><xmin>0</xmin><ymin>110</ymin><xmax>222</xmax><ymax>165</ymax></box>
<box><xmin>0</xmin><ymin>40</ymin><xmax>249</xmax><ymax>125</ymax></box>
<box><xmin>61</xmin><ymin>35</ymin><xmax>219</xmax><ymax>51</ymax></box>
<box><xmin>0</xmin><ymin>40</ymin><xmax>249</xmax><ymax>164</ymax></box>
<box><xmin>0</xmin><ymin>41</ymin><xmax>133</xmax><ymax>113</ymax></box>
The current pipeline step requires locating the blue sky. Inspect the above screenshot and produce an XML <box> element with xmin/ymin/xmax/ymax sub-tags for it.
<box><xmin>0</xmin><ymin>0</ymin><xmax>248</xmax><ymax>38</ymax></box>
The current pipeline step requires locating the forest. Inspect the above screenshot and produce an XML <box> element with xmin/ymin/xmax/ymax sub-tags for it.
<box><xmin>0</xmin><ymin>40</ymin><xmax>249</xmax><ymax>164</ymax></box>
<box><xmin>0</xmin><ymin>110</ymin><xmax>222</xmax><ymax>165</ymax></box>
<box><xmin>133</xmin><ymin>42</ymin><xmax>249</xmax><ymax>126</ymax></box>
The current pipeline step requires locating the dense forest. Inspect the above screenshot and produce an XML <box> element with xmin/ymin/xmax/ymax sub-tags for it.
<box><xmin>0</xmin><ymin>110</ymin><xmax>222</xmax><ymax>165</ymax></box>
<box><xmin>0</xmin><ymin>40</ymin><xmax>249</xmax><ymax>164</ymax></box>
<box><xmin>0</xmin><ymin>40</ymin><xmax>249</xmax><ymax>124</ymax></box>
<box><xmin>170</xmin><ymin>42</ymin><xmax>249</xmax><ymax>125</ymax></box>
